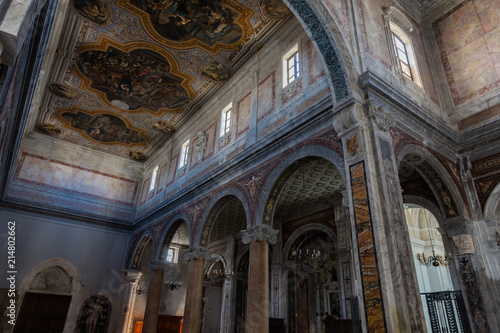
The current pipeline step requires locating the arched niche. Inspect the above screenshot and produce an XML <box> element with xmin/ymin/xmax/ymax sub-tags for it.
<box><xmin>129</xmin><ymin>232</ymin><xmax>154</xmax><ymax>270</ymax></box>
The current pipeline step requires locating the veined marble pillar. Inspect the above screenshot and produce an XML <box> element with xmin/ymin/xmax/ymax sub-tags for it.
<box><xmin>142</xmin><ymin>260</ymin><xmax>168</xmax><ymax>333</ymax></box>
<box><xmin>242</xmin><ymin>225</ymin><xmax>278</xmax><ymax>333</ymax></box>
<box><xmin>121</xmin><ymin>270</ymin><xmax>142</xmax><ymax>333</ymax></box>
<box><xmin>183</xmin><ymin>247</ymin><xmax>211</xmax><ymax>333</ymax></box>
<box><xmin>333</xmin><ymin>100</ymin><xmax>426</xmax><ymax>332</ymax></box>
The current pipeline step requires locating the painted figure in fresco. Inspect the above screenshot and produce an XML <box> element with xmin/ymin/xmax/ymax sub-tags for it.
<box><xmin>77</xmin><ymin>47</ymin><xmax>188</xmax><ymax>111</ymax></box>
<box><xmin>38</xmin><ymin>124</ymin><xmax>62</xmax><ymax>135</ymax></box>
<box><xmin>61</xmin><ymin>111</ymin><xmax>147</xmax><ymax>145</ymax></box>
<box><xmin>74</xmin><ymin>0</ymin><xmax>110</xmax><ymax>25</ymax></box>
<box><xmin>48</xmin><ymin>83</ymin><xmax>79</xmax><ymax>100</ymax></box>
<box><xmin>195</xmin><ymin>131</ymin><xmax>208</xmax><ymax>162</ymax></box>
<box><xmin>133</xmin><ymin>0</ymin><xmax>243</xmax><ymax>45</ymax></box>
<box><xmin>259</xmin><ymin>0</ymin><xmax>291</xmax><ymax>19</ymax></box>
<box><xmin>152</xmin><ymin>120</ymin><xmax>176</xmax><ymax>134</ymax></box>
<box><xmin>129</xmin><ymin>151</ymin><xmax>146</xmax><ymax>161</ymax></box>
<box><xmin>201</xmin><ymin>61</ymin><xmax>231</xmax><ymax>82</ymax></box>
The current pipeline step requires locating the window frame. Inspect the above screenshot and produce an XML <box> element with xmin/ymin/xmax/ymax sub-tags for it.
<box><xmin>282</xmin><ymin>44</ymin><xmax>300</xmax><ymax>87</ymax></box>
<box><xmin>179</xmin><ymin>140</ymin><xmax>190</xmax><ymax>168</ymax></box>
<box><xmin>148</xmin><ymin>165</ymin><xmax>159</xmax><ymax>193</ymax></box>
<box><xmin>220</xmin><ymin>103</ymin><xmax>232</xmax><ymax>137</ymax></box>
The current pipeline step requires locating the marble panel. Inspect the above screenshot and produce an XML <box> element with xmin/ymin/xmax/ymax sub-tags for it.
<box><xmin>361</xmin><ymin>0</ymin><xmax>391</xmax><ymax>68</ymax></box>
<box><xmin>350</xmin><ymin>162</ymin><xmax>386</xmax><ymax>332</ymax></box>
<box><xmin>438</xmin><ymin>2</ymin><xmax>483</xmax><ymax>56</ymax></box>
<box><xmin>156</xmin><ymin>163</ymin><xmax>167</xmax><ymax>195</ymax></box>
<box><xmin>474</xmin><ymin>0</ymin><xmax>500</xmax><ymax>34</ymax></box>
<box><xmin>484</xmin><ymin>26</ymin><xmax>500</xmax><ymax>79</ymax></box>
<box><xmin>324</xmin><ymin>0</ymin><xmax>351</xmax><ymax>47</ymax></box>
<box><xmin>308</xmin><ymin>39</ymin><xmax>325</xmax><ymax>85</ymax></box>
<box><xmin>166</xmin><ymin>154</ymin><xmax>178</xmax><ymax>186</ymax></box>
<box><xmin>236</xmin><ymin>91</ymin><xmax>251</xmax><ymax>138</ymax></box>
<box><xmin>204</xmin><ymin>122</ymin><xmax>217</xmax><ymax>160</ymax></box>
<box><xmin>139</xmin><ymin>177</ymin><xmax>150</xmax><ymax>206</ymax></box>
<box><xmin>257</xmin><ymin>72</ymin><xmax>275</xmax><ymax>122</ymax></box>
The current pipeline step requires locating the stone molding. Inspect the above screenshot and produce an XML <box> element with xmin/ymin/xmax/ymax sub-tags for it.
<box><xmin>121</xmin><ymin>269</ymin><xmax>142</xmax><ymax>284</ymax></box>
<box><xmin>242</xmin><ymin>225</ymin><xmax>279</xmax><ymax>245</ymax></box>
<box><xmin>364</xmin><ymin>99</ymin><xmax>395</xmax><ymax>132</ymax></box>
<box><xmin>332</xmin><ymin>103</ymin><xmax>365</xmax><ymax>135</ymax></box>
<box><xmin>184</xmin><ymin>247</ymin><xmax>212</xmax><ymax>261</ymax></box>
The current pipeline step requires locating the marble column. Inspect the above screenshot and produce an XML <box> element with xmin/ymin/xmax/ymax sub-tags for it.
<box><xmin>183</xmin><ymin>247</ymin><xmax>211</xmax><ymax>333</ymax></box>
<box><xmin>333</xmin><ymin>100</ymin><xmax>426</xmax><ymax>332</ymax></box>
<box><xmin>142</xmin><ymin>260</ymin><xmax>168</xmax><ymax>333</ymax></box>
<box><xmin>242</xmin><ymin>225</ymin><xmax>279</xmax><ymax>333</ymax></box>
<box><xmin>121</xmin><ymin>270</ymin><xmax>142</xmax><ymax>333</ymax></box>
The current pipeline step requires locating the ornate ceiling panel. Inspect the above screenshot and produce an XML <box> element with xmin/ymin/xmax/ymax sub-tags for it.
<box><xmin>37</xmin><ymin>0</ymin><xmax>291</xmax><ymax>160</ymax></box>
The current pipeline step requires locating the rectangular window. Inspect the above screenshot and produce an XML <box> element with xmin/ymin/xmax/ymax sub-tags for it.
<box><xmin>149</xmin><ymin>165</ymin><xmax>159</xmax><ymax>192</ymax></box>
<box><xmin>283</xmin><ymin>44</ymin><xmax>300</xmax><ymax>87</ymax></box>
<box><xmin>180</xmin><ymin>140</ymin><xmax>189</xmax><ymax>168</ymax></box>
<box><xmin>220</xmin><ymin>103</ymin><xmax>232</xmax><ymax>136</ymax></box>
<box><xmin>166</xmin><ymin>248</ymin><xmax>176</xmax><ymax>263</ymax></box>
<box><xmin>392</xmin><ymin>33</ymin><xmax>413</xmax><ymax>80</ymax></box>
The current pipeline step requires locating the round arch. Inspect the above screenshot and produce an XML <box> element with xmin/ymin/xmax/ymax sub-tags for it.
<box><xmin>255</xmin><ymin>145</ymin><xmax>346</xmax><ymax>228</ymax></box>
<box><xmin>484</xmin><ymin>182</ymin><xmax>500</xmax><ymax>221</ymax></box>
<box><xmin>195</xmin><ymin>187</ymin><xmax>251</xmax><ymax>247</ymax></box>
<box><xmin>128</xmin><ymin>231</ymin><xmax>154</xmax><ymax>269</ymax></box>
<box><xmin>282</xmin><ymin>0</ymin><xmax>360</xmax><ymax>103</ymax></box>
<box><xmin>397</xmin><ymin>144</ymin><xmax>468</xmax><ymax>220</ymax></box>
<box><xmin>282</xmin><ymin>223</ymin><xmax>337</xmax><ymax>260</ymax></box>
<box><xmin>155</xmin><ymin>211</ymin><xmax>192</xmax><ymax>260</ymax></box>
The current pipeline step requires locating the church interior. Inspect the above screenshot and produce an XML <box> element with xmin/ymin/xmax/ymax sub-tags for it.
<box><xmin>0</xmin><ymin>0</ymin><xmax>499</xmax><ymax>332</ymax></box>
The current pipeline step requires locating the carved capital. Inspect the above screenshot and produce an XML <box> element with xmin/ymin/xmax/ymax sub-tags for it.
<box><xmin>332</xmin><ymin>103</ymin><xmax>365</xmax><ymax>135</ymax></box>
<box><xmin>242</xmin><ymin>225</ymin><xmax>279</xmax><ymax>245</ymax></box>
<box><xmin>364</xmin><ymin>99</ymin><xmax>395</xmax><ymax>132</ymax></box>
<box><xmin>452</xmin><ymin>234</ymin><xmax>475</xmax><ymax>254</ymax></box>
<box><xmin>147</xmin><ymin>260</ymin><xmax>170</xmax><ymax>272</ymax></box>
<box><xmin>121</xmin><ymin>269</ymin><xmax>142</xmax><ymax>284</ymax></box>
<box><xmin>457</xmin><ymin>155</ymin><xmax>472</xmax><ymax>181</ymax></box>
<box><xmin>184</xmin><ymin>247</ymin><xmax>211</xmax><ymax>261</ymax></box>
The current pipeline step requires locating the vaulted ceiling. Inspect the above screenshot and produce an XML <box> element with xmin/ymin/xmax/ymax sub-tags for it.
<box><xmin>36</xmin><ymin>0</ymin><xmax>291</xmax><ymax>161</ymax></box>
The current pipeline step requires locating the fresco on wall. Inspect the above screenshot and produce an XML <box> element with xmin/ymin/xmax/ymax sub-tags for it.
<box><xmin>129</xmin><ymin>151</ymin><xmax>146</xmax><ymax>161</ymax></box>
<box><xmin>152</xmin><ymin>120</ymin><xmax>176</xmax><ymax>134</ymax></box>
<box><xmin>201</xmin><ymin>60</ymin><xmax>232</xmax><ymax>81</ymax></box>
<box><xmin>60</xmin><ymin>111</ymin><xmax>148</xmax><ymax>145</ymax></box>
<box><xmin>236</xmin><ymin>92</ymin><xmax>251</xmax><ymax>138</ymax></box>
<box><xmin>48</xmin><ymin>83</ymin><xmax>79</xmax><ymax>100</ymax></box>
<box><xmin>76</xmin><ymin>295</ymin><xmax>111</xmax><ymax>333</ymax></box>
<box><xmin>130</xmin><ymin>0</ymin><xmax>243</xmax><ymax>45</ymax></box>
<box><xmin>73</xmin><ymin>0</ymin><xmax>111</xmax><ymax>26</ymax></box>
<box><xmin>37</xmin><ymin>124</ymin><xmax>62</xmax><ymax>135</ymax></box>
<box><xmin>259</xmin><ymin>0</ymin><xmax>291</xmax><ymax>19</ymax></box>
<box><xmin>77</xmin><ymin>47</ymin><xmax>189</xmax><ymax>111</ymax></box>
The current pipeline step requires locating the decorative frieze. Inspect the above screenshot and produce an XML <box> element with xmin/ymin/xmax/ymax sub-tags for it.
<box><xmin>242</xmin><ymin>225</ymin><xmax>279</xmax><ymax>245</ymax></box>
<box><xmin>452</xmin><ymin>234</ymin><xmax>475</xmax><ymax>254</ymax></box>
<box><xmin>184</xmin><ymin>247</ymin><xmax>212</xmax><ymax>261</ymax></box>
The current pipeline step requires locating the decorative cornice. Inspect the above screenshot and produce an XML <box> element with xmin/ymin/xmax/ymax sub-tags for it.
<box><xmin>184</xmin><ymin>247</ymin><xmax>211</xmax><ymax>261</ymax></box>
<box><xmin>242</xmin><ymin>225</ymin><xmax>279</xmax><ymax>245</ymax></box>
<box><xmin>332</xmin><ymin>102</ymin><xmax>365</xmax><ymax>135</ymax></box>
<box><xmin>364</xmin><ymin>99</ymin><xmax>396</xmax><ymax>132</ymax></box>
<box><xmin>121</xmin><ymin>269</ymin><xmax>142</xmax><ymax>284</ymax></box>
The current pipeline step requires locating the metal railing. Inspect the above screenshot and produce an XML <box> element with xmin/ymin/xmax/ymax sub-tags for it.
<box><xmin>421</xmin><ymin>291</ymin><xmax>471</xmax><ymax>333</ymax></box>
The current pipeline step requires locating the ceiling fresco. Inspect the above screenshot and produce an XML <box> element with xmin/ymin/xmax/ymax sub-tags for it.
<box><xmin>36</xmin><ymin>0</ymin><xmax>291</xmax><ymax>160</ymax></box>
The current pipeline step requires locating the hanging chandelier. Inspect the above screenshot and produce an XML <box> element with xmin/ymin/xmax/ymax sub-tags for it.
<box><xmin>291</xmin><ymin>248</ymin><xmax>321</xmax><ymax>265</ymax></box>
<box><xmin>416</xmin><ymin>209</ymin><xmax>451</xmax><ymax>268</ymax></box>
<box><xmin>204</xmin><ymin>267</ymin><xmax>234</xmax><ymax>284</ymax></box>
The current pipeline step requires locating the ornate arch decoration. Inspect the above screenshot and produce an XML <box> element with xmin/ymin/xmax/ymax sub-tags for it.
<box><xmin>282</xmin><ymin>0</ymin><xmax>356</xmax><ymax>103</ymax></box>
<box><xmin>256</xmin><ymin>145</ymin><xmax>346</xmax><ymax>228</ymax></box>
<box><xmin>196</xmin><ymin>187</ymin><xmax>251</xmax><ymax>247</ymax></box>
<box><xmin>282</xmin><ymin>223</ymin><xmax>337</xmax><ymax>261</ymax></box>
<box><xmin>128</xmin><ymin>232</ymin><xmax>153</xmax><ymax>269</ymax></box>
<box><xmin>397</xmin><ymin>144</ymin><xmax>468</xmax><ymax>220</ymax></box>
<box><xmin>19</xmin><ymin>257</ymin><xmax>82</xmax><ymax>295</ymax></box>
<box><xmin>484</xmin><ymin>183</ymin><xmax>500</xmax><ymax>221</ymax></box>
<box><xmin>157</xmin><ymin>214</ymin><xmax>191</xmax><ymax>260</ymax></box>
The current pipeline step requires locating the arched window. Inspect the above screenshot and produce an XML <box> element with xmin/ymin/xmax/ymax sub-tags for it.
<box><xmin>383</xmin><ymin>7</ymin><xmax>422</xmax><ymax>88</ymax></box>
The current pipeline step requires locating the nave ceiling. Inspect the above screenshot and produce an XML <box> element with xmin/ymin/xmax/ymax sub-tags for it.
<box><xmin>35</xmin><ymin>0</ymin><xmax>291</xmax><ymax>161</ymax></box>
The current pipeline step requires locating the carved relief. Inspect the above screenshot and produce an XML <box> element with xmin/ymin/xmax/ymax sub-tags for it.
<box><xmin>196</xmin><ymin>131</ymin><xmax>208</xmax><ymax>163</ymax></box>
<box><xmin>76</xmin><ymin>295</ymin><xmax>111</xmax><ymax>333</ymax></box>
<box><xmin>453</xmin><ymin>234</ymin><xmax>475</xmax><ymax>254</ymax></box>
<box><xmin>364</xmin><ymin>99</ymin><xmax>395</xmax><ymax>132</ymax></box>
<box><xmin>30</xmin><ymin>266</ymin><xmax>72</xmax><ymax>293</ymax></box>
<box><xmin>184</xmin><ymin>247</ymin><xmax>212</xmax><ymax>261</ymax></box>
<box><xmin>242</xmin><ymin>225</ymin><xmax>279</xmax><ymax>245</ymax></box>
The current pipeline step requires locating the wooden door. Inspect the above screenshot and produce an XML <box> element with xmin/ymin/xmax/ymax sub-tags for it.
<box><xmin>156</xmin><ymin>315</ymin><xmax>183</xmax><ymax>333</ymax></box>
<box><xmin>13</xmin><ymin>292</ymin><xmax>71</xmax><ymax>333</ymax></box>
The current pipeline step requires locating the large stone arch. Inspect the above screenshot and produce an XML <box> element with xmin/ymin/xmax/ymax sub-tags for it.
<box><xmin>484</xmin><ymin>183</ymin><xmax>500</xmax><ymax>221</ymax></box>
<box><xmin>255</xmin><ymin>145</ymin><xmax>345</xmax><ymax>228</ymax></box>
<box><xmin>282</xmin><ymin>0</ymin><xmax>360</xmax><ymax>104</ymax></box>
<box><xmin>128</xmin><ymin>231</ymin><xmax>154</xmax><ymax>269</ymax></box>
<box><xmin>282</xmin><ymin>223</ymin><xmax>337</xmax><ymax>260</ymax></box>
<box><xmin>156</xmin><ymin>211</ymin><xmax>192</xmax><ymax>260</ymax></box>
<box><xmin>196</xmin><ymin>186</ymin><xmax>251</xmax><ymax>247</ymax></box>
<box><xmin>397</xmin><ymin>144</ymin><xmax>469</xmax><ymax>221</ymax></box>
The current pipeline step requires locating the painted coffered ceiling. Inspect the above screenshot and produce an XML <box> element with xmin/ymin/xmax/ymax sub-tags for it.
<box><xmin>36</xmin><ymin>0</ymin><xmax>291</xmax><ymax>161</ymax></box>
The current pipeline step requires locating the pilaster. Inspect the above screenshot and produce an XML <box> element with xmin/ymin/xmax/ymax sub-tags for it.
<box><xmin>142</xmin><ymin>261</ymin><xmax>169</xmax><ymax>333</ymax></box>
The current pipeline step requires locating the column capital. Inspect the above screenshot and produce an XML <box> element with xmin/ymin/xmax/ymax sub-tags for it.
<box><xmin>184</xmin><ymin>247</ymin><xmax>211</xmax><ymax>261</ymax></box>
<box><xmin>147</xmin><ymin>260</ymin><xmax>171</xmax><ymax>272</ymax></box>
<box><xmin>121</xmin><ymin>269</ymin><xmax>142</xmax><ymax>284</ymax></box>
<box><xmin>332</xmin><ymin>102</ymin><xmax>365</xmax><ymax>136</ymax></box>
<box><xmin>363</xmin><ymin>98</ymin><xmax>395</xmax><ymax>132</ymax></box>
<box><xmin>242</xmin><ymin>225</ymin><xmax>279</xmax><ymax>245</ymax></box>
